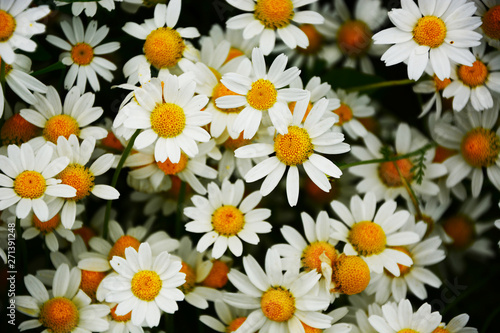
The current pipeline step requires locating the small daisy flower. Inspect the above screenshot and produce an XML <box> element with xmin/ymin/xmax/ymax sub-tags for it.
<box><xmin>200</xmin><ymin>299</ymin><xmax>252</xmax><ymax>333</ymax></box>
<box><xmin>224</xmin><ymin>248</ymin><xmax>333</xmax><ymax>333</ymax></box>
<box><xmin>216</xmin><ymin>47</ymin><xmax>309</xmax><ymax>139</ymax></box>
<box><xmin>20</xmin><ymin>86</ymin><xmax>108</xmax><ymax>149</ymax></box>
<box><xmin>184</xmin><ymin>179</ymin><xmax>272</xmax><ymax>258</ymax></box>
<box><xmin>0</xmin><ymin>143</ymin><xmax>76</xmax><ymax>221</ymax></box>
<box><xmin>225</xmin><ymin>0</ymin><xmax>324</xmax><ymax>55</ymax></box>
<box><xmin>373</xmin><ymin>0</ymin><xmax>483</xmax><ymax>80</ymax></box>
<box><xmin>289</xmin><ymin>76</ymin><xmax>339</xmax><ymax>121</ymax></box>
<box><xmin>0</xmin><ymin>0</ymin><xmax>50</xmax><ymax>64</ymax></box>
<box><xmin>16</xmin><ymin>264</ymin><xmax>109</xmax><ymax>333</ymax></box>
<box><xmin>55</xmin><ymin>0</ymin><xmax>119</xmax><ymax>17</ymax></box>
<box><xmin>330</xmin><ymin>192</ymin><xmax>420</xmax><ymax>276</ymax></box>
<box><xmin>434</xmin><ymin>313</ymin><xmax>478</xmax><ymax>333</ymax></box>
<box><xmin>46</xmin><ymin>16</ymin><xmax>120</xmax><ymax>92</ymax></box>
<box><xmin>474</xmin><ymin>0</ymin><xmax>500</xmax><ymax>48</ymax></box>
<box><xmin>235</xmin><ymin>97</ymin><xmax>349</xmax><ymax>206</ymax></box>
<box><xmin>413</xmin><ymin>67</ymin><xmax>452</xmax><ymax>118</ymax></box>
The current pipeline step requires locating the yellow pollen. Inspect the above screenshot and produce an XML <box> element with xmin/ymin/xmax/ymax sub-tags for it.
<box><xmin>301</xmin><ymin>241</ymin><xmax>337</xmax><ymax>272</ymax></box>
<box><xmin>131</xmin><ymin>270</ymin><xmax>162</xmax><ymax>301</ymax></box>
<box><xmin>246</xmin><ymin>79</ymin><xmax>277</xmax><ymax>110</ymax></box>
<box><xmin>1</xmin><ymin>114</ymin><xmax>40</xmax><ymax>146</ymax></box>
<box><xmin>156</xmin><ymin>153</ymin><xmax>189</xmax><ymax>175</ymax></box>
<box><xmin>332</xmin><ymin>103</ymin><xmax>354</xmax><ymax>126</ymax></box>
<box><xmin>297</xmin><ymin>24</ymin><xmax>324</xmax><ymax>55</ymax></box>
<box><xmin>71</xmin><ymin>43</ymin><xmax>94</xmax><ymax>66</ymax></box>
<box><xmin>179</xmin><ymin>261</ymin><xmax>196</xmax><ymax>294</ymax></box>
<box><xmin>80</xmin><ymin>270</ymin><xmax>106</xmax><ymax>302</ymax></box>
<box><xmin>108</xmin><ymin>235</ymin><xmax>141</xmax><ymax>261</ymax></box>
<box><xmin>14</xmin><ymin>170</ymin><xmax>46</xmax><ymax>199</ymax></box>
<box><xmin>57</xmin><ymin>164</ymin><xmax>95</xmax><ymax>201</ymax></box>
<box><xmin>378</xmin><ymin>158</ymin><xmax>414</xmax><ymax>187</ymax></box>
<box><xmin>201</xmin><ymin>260</ymin><xmax>230</xmax><ymax>289</ymax></box>
<box><xmin>0</xmin><ymin>10</ymin><xmax>16</xmax><ymax>42</ymax></box>
<box><xmin>413</xmin><ymin>16</ymin><xmax>447</xmax><ymax>48</ymax></box>
<box><xmin>213</xmin><ymin>82</ymin><xmax>244</xmax><ymax>113</ymax></box>
<box><xmin>442</xmin><ymin>214</ymin><xmax>476</xmax><ymax>250</ymax></box>
<box><xmin>433</xmin><ymin>74</ymin><xmax>452</xmax><ymax>91</ymax></box>
<box><xmin>33</xmin><ymin>214</ymin><xmax>60</xmax><ymax>234</ymax></box>
<box><xmin>288</xmin><ymin>101</ymin><xmax>313</xmax><ymax>122</ymax></box>
<box><xmin>144</xmin><ymin>27</ymin><xmax>185</xmax><ymax>69</ymax></box>
<box><xmin>43</xmin><ymin>114</ymin><xmax>81</xmax><ymax>144</ymax></box>
<box><xmin>39</xmin><ymin>297</ymin><xmax>79</xmax><ymax>333</ymax></box>
<box><xmin>482</xmin><ymin>6</ymin><xmax>500</xmax><ymax>40</ymax></box>
<box><xmin>225</xmin><ymin>48</ymin><xmax>245</xmax><ymax>64</ymax></box>
<box><xmin>260</xmin><ymin>287</ymin><xmax>295</xmax><ymax>322</ymax></box>
<box><xmin>398</xmin><ymin>330</ymin><xmax>418</xmax><ymax>333</ymax></box>
<box><xmin>72</xmin><ymin>226</ymin><xmax>96</xmax><ymax>247</ymax></box>
<box><xmin>212</xmin><ymin>205</ymin><xmax>245</xmax><ymax>236</ymax></box>
<box><xmin>433</xmin><ymin>145</ymin><xmax>457</xmax><ymax>163</ymax></box>
<box><xmin>433</xmin><ymin>328</ymin><xmax>450</xmax><ymax>333</ymax></box>
<box><xmin>301</xmin><ymin>322</ymin><xmax>323</xmax><ymax>333</ymax></box>
<box><xmin>348</xmin><ymin>221</ymin><xmax>386</xmax><ymax>256</ymax></box>
<box><xmin>331</xmin><ymin>254</ymin><xmax>370</xmax><ymax>295</ymax></box>
<box><xmin>101</xmin><ymin>131</ymin><xmax>124</xmax><ymax>153</ymax></box>
<box><xmin>150</xmin><ymin>102</ymin><xmax>186</xmax><ymax>138</ymax></box>
<box><xmin>226</xmin><ymin>317</ymin><xmax>247</xmax><ymax>333</ymax></box>
<box><xmin>223</xmin><ymin>133</ymin><xmax>253</xmax><ymax>151</ymax></box>
<box><xmin>254</xmin><ymin>0</ymin><xmax>294</xmax><ymax>29</ymax></box>
<box><xmin>337</xmin><ymin>20</ymin><xmax>373</xmax><ymax>57</ymax></box>
<box><xmin>457</xmin><ymin>60</ymin><xmax>489</xmax><ymax>87</ymax></box>
<box><xmin>386</xmin><ymin>246</ymin><xmax>412</xmax><ymax>277</ymax></box>
<box><xmin>110</xmin><ymin>305</ymin><xmax>131</xmax><ymax>322</ymax></box>
<box><xmin>274</xmin><ymin>126</ymin><xmax>313</xmax><ymax>166</ymax></box>
<box><xmin>461</xmin><ymin>127</ymin><xmax>500</xmax><ymax>168</ymax></box>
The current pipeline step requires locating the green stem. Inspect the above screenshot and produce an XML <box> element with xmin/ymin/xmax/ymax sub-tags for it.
<box><xmin>15</xmin><ymin>218</ymin><xmax>27</xmax><ymax>274</ymax></box>
<box><xmin>394</xmin><ymin>159</ymin><xmax>422</xmax><ymax>219</ymax></box>
<box><xmin>102</xmin><ymin>129</ymin><xmax>140</xmax><ymax>239</ymax></box>
<box><xmin>345</xmin><ymin>79</ymin><xmax>415</xmax><ymax>93</ymax></box>
<box><xmin>30</xmin><ymin>62</ymin><xmax>66</xmax><ymax>77</ymax></box>
<box><xmin>0</xmin><ymin>58</ymin><xmax>5</xmax><ymax>84</ymax></box>
<box><xmin>176</xmin><ymin>181</ymin><xmax>187</xmax><ymax>238</ymax></box>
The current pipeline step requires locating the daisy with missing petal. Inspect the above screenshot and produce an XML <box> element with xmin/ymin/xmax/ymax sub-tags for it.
<box><xmin>235</xmin><ymin>97</ymin><xmax>349</xmax><ymax>206</ymax></box>
<box><xmin>434</xmin><ymin>313</ymin><xmax>478</xmax><ymax>333</ymax></box>
<box><xmin>0</xmin><ymin>143</ymin><xmax>75</xmax><ymax>221</ymax></box>
<box><xmin>46</xmin><ymin>16</ymin><xmax>120</xmax><ymax>92</ymax></box>
<box><xmin>330</xmin><ymin>192</ymin><xmax>420</xmax><ymax>276</ymax></box>
<box><xmin>225</xmin><ymin>0</ymin><xmax>324</xmax><ymax>55</ymax></box>
<box><xmin>373</xmin><ymin>0</ymin><xmax>482</xmax><ymax>81</ymax></box>
<box><xmin>474</xmin><ymin>0</ymin><xmax>500</xmax><ymax>49</ymax></box>
<box><xmin>216</xmin><ymin>47</ymin><xmax>308</xmax><ymax>139</ymax></box>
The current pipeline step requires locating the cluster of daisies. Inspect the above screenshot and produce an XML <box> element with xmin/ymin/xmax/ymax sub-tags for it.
<box><xmin>1</xmin><ymin>0</ymin><xmax>500</xmax><ymax>332</ymax></box>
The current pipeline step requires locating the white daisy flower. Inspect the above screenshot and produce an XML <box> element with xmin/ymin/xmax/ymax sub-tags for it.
<box><xmin>224</xmin><ymin>248</ymin><xmax>333</xmax><ymax>333</ymax></box>
<box><xmin>20</xmin><ymin>86</ymin><xmax>108</xmax><ymax>149</ymax></box>
<box><xmin>473</xmin><ymin>0</ymin><xmax>500</xmax><ymax>49</ymax></box>
<box><xmin>46</xmin><ymin>16</ymin><xmax>120</xmax><ymax>92</ymax></box>
<box><xmin>373</xmin><ymin>0</ymin><xmax>483</xmax><ymax>80</ymax></box>
<box><xmin>216</xmin><ymin>47</ymin><xmax>309</xmax><ymax>139</ymax></box>
<box><xmin>330</xmin><ymin>192</ymin><xmax>420</xmax><ymax>276</ymax></box>
<box><xmin>184</xmin><ymin>178</ymin><xmax>272</xmax><ymax>258</ymax></box>
<box><xmin>0</xmin><ymin>0</ymin><xmax>50</xmax><ymax>64</ymax></box>
<box><xmin>55</xmin><ymin>0</ymin><xmax>119</xmax><ymax>16</ymax></box>
<box><xmin>435</xmin><ymin>313</ymin><xmax>478</xmax><ymax>333</ymax></box>
<box><xmin>225</xmin><ymin>0</ymin><xmax>324</xmax><ymax>55</ymax></box>
<box><xmin>235</xmin><ymin>96</ymin><xmax>349</xmax><ymax>206</ymax></box>
<box><xmin>0</xmin><ymin>143</ymin><xmax>76</xmax><ymax>221</ymax></box>
<box><xmin>107</xmin><ymin>303</ymin><xmax>145</xmax><ymax>333</ymax></box>
<box><xmin>103</xmin><ymin>242</ymin><xmax>186</xmax><ymax>328</ymax></box>
<box><xmin>208</xmin><ymin>24</ymin><xmax>259</xmax><ymax>60</ymax></box>
<box><xmin>16</xmin><ymin>264</ymin><xmax>109</xmax><ymax>333</ymax></box>
<box><xmin>289</xmin><ymin>76</ymin><xmax>339</xmax><ymax>120</ymax></box>
<box><xmin>200</xmin><ymin>298</ymin><xmax>252</xmax><ymax>333</ymax></box>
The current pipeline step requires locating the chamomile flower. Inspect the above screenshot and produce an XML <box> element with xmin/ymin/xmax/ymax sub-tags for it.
<box><xmin>330</xmin><ymin>192</ymin><xmax>420</xmax><ymax>276</ymax></box>
<box><xmin>0</xmin><ymin>143</ymin><xmax>76</xmax><ymax>221</ymax></box>
<box><xmin>103</xmin><ymin>242</ymin><xmax>186</xmax><ymax>328</ymax></box>
<box><xmin>474</xmin><ymin>0</ymin><xmax>500</xmax><ymax>49</ymax></box>
<box><xmin>46</xmin><ymin>17</ymin><xmax>120</xmax><ymax>92</ymax></box>
<box><xmin>184</xmin><ymin>179</ymin><xmax>272</xmax><ymax>258</ymax></box>
<box><xmin>55</xmin><ymin>0</ymin><xmax>119</xmax><ymax>17</ymax></box>
<box><xmin>0</xmin><ymin>102</ymin><xmax>40</xmax><ymax>149</ymax></box>
<box><xmin>373</xmin><ymin>0</ymin><xmax>483</xmax><ymax>81</ymax></box>
<box><xmin>20</xmin><ymin>86</ymin><xmax>107</xmax><ymax>150</ymax></box>
<box><xmin>289</xmin><ymin>76</ymin><xmax>338</xmax><ymax>119</ymax></box>
<box><xmin>0</xmin><ymin>0</ymin><xmax>50</xmax><ymax>64</ymax></box>
<box><xmin>225</xmin><ymin>0</ymin><xmax>324</xmax><ymax>55</ymax></box>
<box><xmin>106</xmin><ymin>304</ymin><xmax>144</xmax><ymax>333</ymax></box>
<box><xmin>216</xmin><ymin>47</ymin><xmax>308</xmax><ymax>139</ymax></box>
<box><xmin>208</xmin><ymin>24</ymin><xmax>258</xmax><ymax>60</ymax></box>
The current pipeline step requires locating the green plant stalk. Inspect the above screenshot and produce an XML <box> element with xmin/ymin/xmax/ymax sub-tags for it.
<box><xmin>176</xmin><ymin>181</ymin><xmax>187</xmax><ymax>238</ymax></box>
<box><xmin>0</xmin><ymin>58</ymin><xmax>5</xmax><ymax>84</ymax></box>
<box><xmin>30</xmin><ymin>61</ymin><xmax>65</xmax><ymax>77</ymax></box>
<box><xmin>345</xmin><ymin>79</ymin><xmax>415</xmax><ymax>93</ymax></box>
<box><xmin>394</xmin><ymin>159</ymin><xmax>423</xmax><ymax>220</ymax></box>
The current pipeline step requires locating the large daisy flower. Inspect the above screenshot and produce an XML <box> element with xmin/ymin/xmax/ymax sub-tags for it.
<box><xmin>330</xmin><ymin>192</ymin><xmax>420</xmax><ymax>276</ymax></box>
<box><xmin>225</xmin><ymin>0</ymin><xmax>324</xmax><ymax>55</ymax></box>
<box><xmin>216</xmin><ymin>47</ymin><xmax>308</xmax><ymax>139</ymax></box>
<box><xmin>224</xmin><ymin>249</ymin><xmax>332</xmax><ymax>333</ymax></box>
<box><xmin>184</xmin><ymin>179</ymin><xmax>272</xmax><ymax>258</ymax></box>
<box><xmin>373</xmin><ymin>0</ymin><xmax>483</xmax><ymax>80</ymax></box>
<box><xmin>46</xmin><ymin>16</ymin><xmax>120</xmax><ymax>92</ymax></box>
<box><xmin>235</xmin><ymin>97</ymin><xmax>349</xmax><ymax>206</ymax></box>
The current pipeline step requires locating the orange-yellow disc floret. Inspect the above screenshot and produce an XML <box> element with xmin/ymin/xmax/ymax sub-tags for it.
<box><xmin>432</xmin><ymin>327</ymin><xmax>450</xmax><ymax>333</ymax></box>
<box><xmin>288</xmin><ymin>101</ymin><xmax>312</xmax><ymax>122</ymax></box>
<box><xmin>457</xmin><ymin>60</ymin><xmax>489</xmax><ymax>88</ymax></box>
<box><xmin>178</xmin><ymin>261</ymin><xmax>196</xmax><ymax>294</ymax></box>
<box><xmin>110</xmin><ymin>305</ymin><xmax>132</xmax><ymax>322</ymax></box>
<box><xmin>156</xmin><ymin>153</ymin><xmax>189</xmax><ymax>175</ymax></box>
<box><xmin>108</xmin><ymin>235</ymin><xmax>141</xmax><ymax>261</ymax></box>
<box><xmin>297</xmin><ymin>24</ymin><xmax>324</xmax><ymax>55</ymax></box>
<box><xmin>80</xmin><ymin>270</ymin><xmax>106</xmax><ymax>302</ymax></box>
<box><xmin>144</xmin><ymin>27</ymin><xmax>186</xmax><ymax>69</ymax></box>
<box><xmin>71</xmin><ymin>43</ymin><xmax>94</xmax><ymax>66</ymax></box>
<box><xmin>14</xmin><ymin>170</ymin><xmax>46</xmax><ymax>199</ymax></box>
<box><xmin>254</xmin><ymin>0</ymin><xmax>294</xmax><ymax>29</ymax></box>
<box><xmin>460</xmin><ymin>127</ymin><xmax>500</xmax><ymax>168</ymax></box>
<box><xmin>348</xmin><ymin>221</ymin><xmax>386</xmax><ymax>256</ymax></box>
<box><xmin>260</xmin><ymin>286</ymin><xmax>295</xmax><ymax>322</ymax></box>
<box><xmin>39</xmin><ymin>297</ymin><xmax>79</xmax><ymax>333</ymax></box>
<box><xmin>433</xmin><ymin>145</ymin><xmax>457</xmax><ymax>163</ymax></box>
<box><xmin>0</xmin><ymin>10</ymin><xmax>16</xmax><ymax>42</ymax></box>
<box><xmin>413</xmin><ymin>16</ymin><xmax>447</xmax><ymax>48</ymax></box>
<box><xmin>442</xmin><ymin>215</ymin><xmax>476</xmax><ymax>250</ymax></box>
<box><xmin>226</xmin><ymin>317</ymin><xmax>246</xmax><ymax>333</ymax></box>
<box><xmin>150</xmin><ymin>102</ymin><xmax>186</xmax><ymax>138</ymax></box>
<box><xmin>246</xmin><ymin>79</ymin><xmax>277</xmax><ymax>111</ymax></box>
<box><xmin>33</xmin><ymin>214</ymin><xmax>60</xmax><ymax>234</ymax></box>
<box><xmin>482</xmin><ymin>5</ymin><xmax>500</xmax><ymax>40</ymax></box>
<box><xmin>301</xmin><ymin>321</ymin><xmax>323</xmax><ymax>333</ymax></box>
<box><xmin>212</xmin><ymin>205</ymin><xmax>245</xmax><ymax>236</ymax></box>
<box><xmin>213</xmin><ymin>82</ymin><xmax>244</xmax><ymax>113</ymax></box>
<box><xmin>201</xmin><ymin>260</ymin><xmax>230</xmax><ymax>289</ymax></box>
<box><xmin>101</xmin><ymin>131</ymin><xmax>124</xmax><ymax>153</ymax></box>
<box><xmin>331</xmin><ymin>254</ymin><xmax>370</xmax><ymax>295</ymax></box>
<box><xmin>57</xmin><ymin>163</ymin><xmax>95</xmax><ymax>201</ymax></box>
<box><xmin>301</xmin><ymin>241</ymin><xmax>337</xmax><ymax>273</ymax></box>
<box><xmin>43</xmin><ymin>114</ymin><xmax>81</xmax><ymax>144</ymax></box>
<box><xmin>225</xmin><ymin>48</ymin><xmax>245</xmax><ymax>64</ymax></box>
<box><xmin>433</xmin><ymin>74</ymin><xmax>452</xmax><ymax>91</ymax></box>
<box><xmin>337</xmin><ymin>20</ymin><xmax>372</xmax><ymax>57</ymax></box>
<box><xmin>378</xmin><ymin>158</ymin><xmax>414</xmax><ymax>187</ymax></box>
<box><xmin>131</xmin><ymin>270</ymin><xmax>162</xmax><ymax>301</ymax></box>
<box><xmin>332</xmin><ymin>103</ymin><xmax>353</xmax><ymax>126</ymax></box>
<box><xmin>1</xmin><ymin>114</ymin><xmax>40</xmax><ymax>145</ymax></box>
<box><xmin>274</xmin><ymin>126</ymin><xmax>314</xmax><ymax>166</ymax></box>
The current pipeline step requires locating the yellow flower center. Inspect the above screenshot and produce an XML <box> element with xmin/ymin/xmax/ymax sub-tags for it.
<box><xmin>348</xmin><ymin>221</ymin><xmax>386</xmax><ymax>256</ymax></box>
<box><xmin>144</xmin><ymin>27</ymin><xmax>186</xmax><ymax>69</ymax></box>
<box><xmin>201</xmin><ymin>259</ymin><xmax>230</xmax><ymax>289</ymax></box>
<box><xmin>398</xmin><ymin>330</ymin><xmax>418</xmax><ymax>333</ymax></box>
<box><xmin>433</xmin><ymin>328</ymin><xmax>450</xmax><ymax>333</ymax></box>
<box><xmin>274</xmin><ymin>126</ymin><xmax>314</xmax><ymax>166</ymax></box>
<box><xmin>223</xmin><ymin>133</ymin><xmax>253</xmax><ymax>151</ymax></box>
<box><xmin>107</xmin><ymin>235</ymin><xmax>141</xmax><ymax>261</ymax></box>
<box><xmin>43</xmin><ymin>114</ymin><xmax>81</xmax><ymax>144</ymax></box>
<box><xmin>33</xmin><ymin>214</ymin><xmax>60</xmax><ymax>234</ymax></box>
<box><xmin>260</xmin><ymin>287</ymin><xmax>295</xmax><ymax>322</ymax></box>
<box><xmin>246</xmin><ymin>79</ymin><xmax>277</xmax><ymax>111</ymax></box>
<box><xmin>297</xmin><ymin>24</ymin><xmax>324</xmax><ymax>55</ymax></box>
<box><xmin>302</xmin><ymin>322</ymin><xmax>323</xmax><ymax>333</ymax></box>
<box><xmin>150</xmin><ymin>102</ymin><xmax>186</xmax><ymax>138</ymax></box>
<box><xmin>156</xmin><ymin>153</ymin><xmax>189</xmax><ymax>175</ymax></box>
<box><xmin>254</xmin><ymin>0</ymin><xmax>294</xmax><ymax>29</ymax></box>
<box><xmin>385</xmin><ymin>246</ymin><xmax>412</xmax><ymax>277</ymax></box>
<box><xmin>226</xmin><ymin>317</ymin><xmax>247</xmax><ymax>333</ymax></box>
<box><xmin>131</xmin><ymin>270</ymin><xmax>162</xmax><ymax>301</ymax></box>
<box><xmin>14</xmin><ymin>170</ymin><xmax>46</xmax><ymax>199</ymax></box>
<box><xmin>433</xmin><ymin>145</ymin><xmax>457</xmax><ymax>163</ymax></box>
<box><xmin>457</xmin><ymin>60</ymin><xmax>489</xmax><ymax>87</ymax></box>
<box><xmin>461</xmin><ymin>127</ymin><xmax>500</xmax><ymax>168</ymax></box>
<box><xmin>1</xmin><ymin>114</ymin><xmax>40</xmax><ymax>146</ymax></box>
<box><xmin>110</xmin><ymin>305</ymin><xmax>131</xmax><ymax>322</ymax></box>
<box><xmin>101</xmin><ymin>131</ymin><xmax>124</xmax><ymax>153</ymax></box>
<box><xmin>225</xmin><ymin>48</ymin><xmax>245</xmax><ymax>64</ymax></box>
<box><xmin>80</xmin><ymin>270</ymin><xmax>106</xmax><ymax>302</ymax></box>
<box><xmin>39</xmin><ymin>297</ymin><xmax>79</xmax><ymax>333</ymax></box>
<box><xmin>332</xmin><ymin>254</ymin><xmax>370</xmax><ymax>295</ymax></box>
<box><xmin>212</xmin><ymin>205</ymin><xmax>245</xmax><ymax>236</ymax></box>
<box><xmin>71</xmin><ymin>43</ymin><xmax>94</xmax><ymax>66</ymax></box>
<box><xmin>378</xmin><ymin>158</ymin><xmax>414</xmax><ymax>187</ymax></box>
<box><xmin>433</xmin><ymin>74</ymin><xmax>452</xmax><ymax>91</ymax></box>
<box><xmin>482</xmin><ymin>5</ymin><xmax>500</xmax><ymax>40</ymax></box>
<box><xmin>413</xmin><ymin>16</ymin><xmax>447</xmax><ymax>48</ymax></box>
<box><xmin>179</xmin><ymin>261</ymin><xmax>196</xmax><ymax>294</ymax></box>
<box><xmin>442</xmin><ymin>214</ymin><xmax>476</xmax><ymax>250</ymax></box>
<box><xmin>301</xmin><ymin>241</ymin><xmax>337</xmax><ymax>273</ymax></box>
<box><xmin>0</xmin><ymin>10</ymin><xmax>16</xmax><ymax>42</ymax></box>
<box><xmin>288</xmin><ymin>101</ymin><xmax>312</xmax><ymax>122</ymax></box>
<box><xmin>213</xmin><ymin>82</ymin><xmax>244</xmax><ymax>113</ymax></box>
<box><xmin>332</xmin><ymin>103</ymin><xmax>354</xmax><ymax>126</ymax></box>
<box><xmin>57</xmin><ymin>163</ymin><xmax>95</xmax><ymax>201</ymax></box>
<box><xmin>337</xmin><ymin>20</ymin><xmax>373</xmax><ymax>57</ymax></box>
